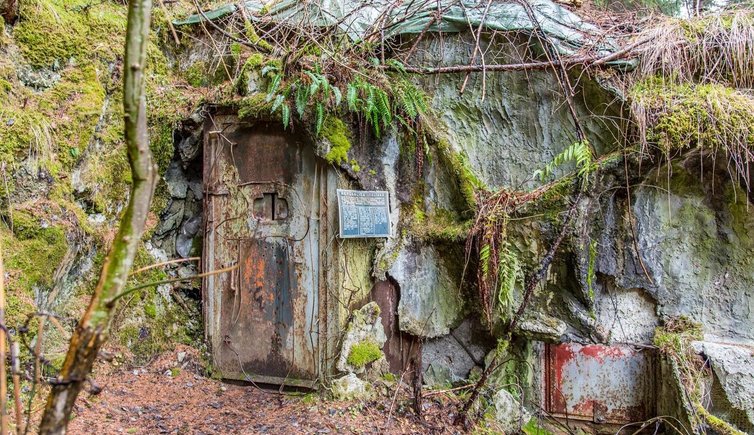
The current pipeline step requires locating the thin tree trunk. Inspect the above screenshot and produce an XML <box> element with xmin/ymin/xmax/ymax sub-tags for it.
<box><xmin>38</xmin><ymin>0</ymin><xmax>156</xmax><ymax>431</ymax></box>
<box><xmin>11</xmin><ymin>341</ymin><xmax>22</xmax><ymax>435</ymax></box>
<box><xmin>1</xmin><ymin>243</ymin><xmax>7</xmax><ymax>435</ymax></box>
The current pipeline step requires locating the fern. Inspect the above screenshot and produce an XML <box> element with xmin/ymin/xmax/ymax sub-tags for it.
<box><xmin>497</xmin><ymin>242</ymin><xmax>519</xmax><ymax>320</ymax></box>
<box><xmin>332</xmin><ymin>86</ymin><xmax>342</xmax><ymax>106</ymax></box>
<box><xmin>386</xmin><ymin>59</ymin><xmax>407</xmax><ymax>74</ymax></box>
<box><xmin>346</xmin><ymin>83</ymin><xmax>358</xmax><ymax>112</ymax></box>
<box><xmin>480</xmin><ymin>244</ymin><xmax>491</xmax><ymax>278</ymax></box>
<box><xmin>265</xmin><ymin>73</ymin><xmax>282</xmax><ymax>102</ymax></box>
<box><xmin>534</xmin><ymin>140</ymin><xmax>594</xmax><ymax>189</ymax></box>
<box><xmin>314</xmin><ymin>102</ymin><xmax>325</xmax><ymax>135</ymax></box>
<box><xmin>281</xmin><ymin>104</ymin><xmax>291</xmax><ymax>129</ymax></box>
<box><xmin>271</xmin><ymin>94</ymin><xmax>284</xmax><ymax>112</ymax></box>
<box><xmin>295</xmin><ymin>81</ymin><xmax>310</xmax><ymax>118</ymax></box>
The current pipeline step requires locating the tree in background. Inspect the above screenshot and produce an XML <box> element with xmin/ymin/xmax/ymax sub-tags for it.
<box><xmin>37</xmin><ymin>0</ymin><xmax>158</xmax><ymax>431</ymax></box>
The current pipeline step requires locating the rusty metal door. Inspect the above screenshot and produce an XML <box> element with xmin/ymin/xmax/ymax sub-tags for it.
<box><xmin>545</xmin><ymin>343</ymin><xmax>656</xmax><ymax>424</ymax></box>
<box><xmin>203</xmin><ymin>116</ymin><xmax>323</xmax><ymax>387</ymax></box>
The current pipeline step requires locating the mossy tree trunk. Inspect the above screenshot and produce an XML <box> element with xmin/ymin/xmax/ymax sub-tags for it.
<box><xmin>38</xmin><ymin>0</ymin><xmax>157</xmax><ymax>431</ymax></box>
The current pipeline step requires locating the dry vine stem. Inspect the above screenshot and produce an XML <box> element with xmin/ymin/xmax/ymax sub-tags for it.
<box><xmin>38</xmin><ymin>0</ymin><xmax>158</xmax><ymax>431</ymax></box>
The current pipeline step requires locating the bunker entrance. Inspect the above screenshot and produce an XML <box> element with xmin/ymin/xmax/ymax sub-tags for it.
<box><xmin>202</xmin><ymin>113</ymin><xmax>332</xmax><ymax>388</ymax></box>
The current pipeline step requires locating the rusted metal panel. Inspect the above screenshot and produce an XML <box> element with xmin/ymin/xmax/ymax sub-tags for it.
<box><xmin>203</xmin><ymin>115</ymin><xmax>325</xmax><ymax>387</ymax></box>
<box><xmin>370</xmin><ymin>280</ymin><xmax>420</xmax><ymax>376</ymax></box>
<box><xmin>545</xmin><ymin>343</ymin><xmax>656</xmax><ymax>424</ymax></box>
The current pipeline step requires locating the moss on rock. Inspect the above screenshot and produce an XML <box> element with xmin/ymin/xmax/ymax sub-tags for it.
<box><xmin>631</xmin><ymin>78</ymin><xmax>754</xmax><ymax>155</ymax></box>
<box><xmin>346</xmin><ymin>340</ymin><xmax>383</xmax><ymax>368</ymax></box>
<box><xmin>322</xmin><ymin>116</ymin><xmax>351</xmax><ymax>165</ymax></box>
<box><xmin>13</xmin><ymin>0</ymin><xmax>126</xmax><ymax>68</ymax></box>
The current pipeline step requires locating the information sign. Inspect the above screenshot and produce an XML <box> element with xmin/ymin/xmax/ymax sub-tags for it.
<box><xmin>337</xmin><ymin>189</ymin><xmax>390</xmax><ymax>238</ymax></box>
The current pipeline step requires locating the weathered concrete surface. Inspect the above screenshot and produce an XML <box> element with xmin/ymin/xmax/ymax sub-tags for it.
<box><xmin>629</xmin><ymin>170</ymin><xmax>754</xmax><ymax>342</ymax></box>
<box><xmin>594</xmin><ymin>284</ymin><xmax>658</xmax><ymax>344</ymax></box>
<box><xmin>694</xmin><ymin>341</ymin><xmax>754</xmax><ymax>428</ymax></box>
<box><xmin>388</xmin><ymin>243</ymin><xmax>464</xmax><ymax>338</ymax></box>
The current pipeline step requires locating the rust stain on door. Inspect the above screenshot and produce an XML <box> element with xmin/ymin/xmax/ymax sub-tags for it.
<box><xmin>545</xmin><ymin>343</ymin><xmax>656</xmax><ymax>424</ymax></box>
<box><xmin>203</xmin><ymin>115</ymin><xmax>324</xmax><ymax>387</ymax></box>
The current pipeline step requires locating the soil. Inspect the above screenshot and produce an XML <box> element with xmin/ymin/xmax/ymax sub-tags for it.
<box><xmin>67</xmin><ymin>345</ymin><xmax>467</xmax><ymax>435</ymax></box>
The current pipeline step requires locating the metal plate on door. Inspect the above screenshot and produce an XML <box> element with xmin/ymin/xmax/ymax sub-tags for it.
<box><xmin>545</xmin><ymin>343</ymin><xmax>656</xmax><ymax>423</ymax></box>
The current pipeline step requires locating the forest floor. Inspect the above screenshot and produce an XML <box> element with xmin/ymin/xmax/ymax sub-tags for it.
<box><xmin>66</xmin><ymin>345</ymin><xmax>465</xmax><ymax>434</ymax></box>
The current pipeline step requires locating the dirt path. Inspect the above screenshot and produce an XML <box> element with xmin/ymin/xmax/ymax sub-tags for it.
<box><xmin>67</xmin><ymin>346</ymin><xmax>464</xmax><ymax>434</ymax></box>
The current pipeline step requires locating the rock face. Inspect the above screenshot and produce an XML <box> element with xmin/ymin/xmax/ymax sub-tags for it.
<box><xmin>421</xmin><ymin>318</ymin><xmax>489</xmax><ymax>387</ymax></box>
<box><xmin>493</xmin><ymin>389</ymin><xmax>532</xmax><ymax>433</ymax></box>
<box><xmin>153</xmin><ymin>112</ymin><xmax>205</xmax><ymax>266</ymax></box>
<box><xmin>336</xmin><ymin>302</ymin><xmax>387</xmax><ymax>374</ymax></box>
<box><xmin>331</xmin><ymin>373</ymin><xmax>374</xmax><ymax>401</ymax></box>
<box><xmin>582</xmin><ymin>163</ymin><xmax>754</xmax><ymax>344</ymax></box>
<box><xmin>388</xmin><ymin>243</ymin><xmax>464</xmax><ymax>338</ymax></box>
<box><xmin>418</xmin><ymin>34</ymin><xmax>623</xmax><ymax>191</ymax></box>
<box><xmin>694</xmin><ymin>341</ymin><xmax>754</xmax><ymax>429</ymax></box>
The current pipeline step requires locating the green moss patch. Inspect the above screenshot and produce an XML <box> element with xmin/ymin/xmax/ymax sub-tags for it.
<box><xmin>13</xmin><ymin>0</ymin><xmax>126</xmax><ymax>68</ymax></box>
<box><xmin>346</xmin><ymin>340</ymin><xmax>382</xmax><ymax>368</ymax></box>
<box><xmin>322</xmin><ymin>117</ymin><xmax>352</xmax><ymax>165</ymax></box>
<box><xmin>1</xmin><ymin>210</ymin><xmax>68</xmax><ymax>327</ymax></box>
<box><xmin>631</xmin><ymin>78</ymin><xmax>754</xmax><ymax>154</ymax></box>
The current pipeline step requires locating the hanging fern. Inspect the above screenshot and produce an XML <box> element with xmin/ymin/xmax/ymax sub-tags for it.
<box><xmin>260</xmin><ymin>62</ymin><xmax>428</xmax><ymax>139</ymax></box>
<box><xmin>497</xmin><ymin>241</ymin><xmax>520</xmax><ymax>322</ymax></box>
<box><xmin>534</xmin><ymin>140</ymin><xmax>594</xmax><ymax>189</ymax></box>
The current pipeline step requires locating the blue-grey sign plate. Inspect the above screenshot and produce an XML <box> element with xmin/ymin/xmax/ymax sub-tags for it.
<box><xmin>337</xmin><ymin>189</ymin><xmax>390</xmax><ymax>238</ymax></box>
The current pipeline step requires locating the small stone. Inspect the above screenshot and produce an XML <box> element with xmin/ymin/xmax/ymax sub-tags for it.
<box><xmin>177</xmin><ymin>351</ymin><xmax>187</xmax><ymax>363</ymax></box>
<box><xmin>492</xmin><ymin>389</ymin><xmax>531</xmax><ymax>434</ymax></box>
<box><xmin>331</xmin><ymin>373</ymin><xmax>374</xmax><ymax>401</ymax></box>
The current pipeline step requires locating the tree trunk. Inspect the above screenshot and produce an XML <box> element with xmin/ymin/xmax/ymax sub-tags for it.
<box><xmin>38</xmin><ymin>0</ymin><xmax>156</xmax><ymax>431</ymax></box>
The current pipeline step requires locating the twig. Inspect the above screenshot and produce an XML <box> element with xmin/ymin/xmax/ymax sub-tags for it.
<box><xmin>423</xmin><ymin>383</ymin><xmax>474</xmax><ymax>397</ymax></box>
<box><xmin>191</xmin><ymin>0</ymin><xmax>262</xmax><ymax>50</ymax></box>
<box><xmin>107</xmin><ymin>263</ymin><xmax>239</xmax><ymax>306</ymax></box>
<box><xmin>158</xmin><ymin>0</ymin><xmax>180</xmax><ymax>44</ymax></box>
<box><xmin>460</xmin><ymin>0</ymin><xmax>494</xmax><ymax>95</ymax></box>
<box><xmin>129</xmin><ymin>256</ymin><xmax>200</xmax><ymax>275</ymax></box>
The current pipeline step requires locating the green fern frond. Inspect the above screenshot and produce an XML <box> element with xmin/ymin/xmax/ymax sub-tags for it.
<box><xmin>282</xmin><ymin>104</ymin><xmax>291</xmax><ymax>129</ymax></box>
<box><xmin>332</xmin><ymin>86</ymin><xmax>342</xmax><ymax>106</ymax></box>
<box><xmin>480</xmin><ymin>244</ymin><xmax>491</xmax><ymax>278</ymax></box>
<box><xmin>386</xmin><ymin>59</ymin><xmax>407</xmax><ymax>74</ymax></box>
<box><xmin>295</xmin><ymin>82</ymin><xmax>310</xmax><ymax>118</ymax></box>
<box><xmin>315</xmin><ymin>102</ymin><xmax>324</xmax><ymax>135</ymax></box>
<box><xmin>346</xmin><ymin>83</ymin><xmax>358</xmax><ymax>111</ymax></box>
<box><xmin>265</xmin><ymin>73</ymin><xmax>282</xmax><ymax>102</ymax></box>
<box><xmin>534</xmin><ymin>140</ymin><xmax>593</xmax><ymax>189</ymax></box>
